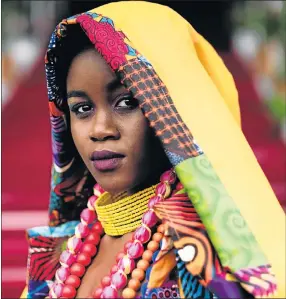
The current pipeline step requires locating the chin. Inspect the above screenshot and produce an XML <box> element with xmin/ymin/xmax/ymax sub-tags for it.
<box><xmin>89</xmin><ymin>159</ymin><xmax>149</xmax><ymax>195</ymax></box>
<box><xmin>100</xmin><ymin>182</ymin><xmax>132</xmax><ymax>196</ymax></box>
<box><xmin>93</xmin><ymin>172</ymin><xmax>136</xmax><ymax>195</ymax></box>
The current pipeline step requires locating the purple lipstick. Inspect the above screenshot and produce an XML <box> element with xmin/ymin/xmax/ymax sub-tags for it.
<box><xmin>90</xmin><ymin>150</ymin><xmax>125</xmax><ymax>171</ymax></box>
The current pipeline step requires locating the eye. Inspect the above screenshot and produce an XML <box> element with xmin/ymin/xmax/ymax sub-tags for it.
<box><xmin>77</xmin><ymin>105</ymin><xmax>92</xmax><ymax>113</ymax></box>
<box><xmin>115</xmin><ymin>94</ymin><xmax>139</xmax><ymax>110</ymax></box>
<box><xmin>70</xmin><ymin>102</ymin><xmax>93</xmax><ymax>118</ymax></box>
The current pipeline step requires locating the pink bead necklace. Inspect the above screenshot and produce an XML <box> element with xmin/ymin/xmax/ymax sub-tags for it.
<box><xmin>48</xmin><ymin>169</ymin><xmax>179</xmax><ymax>299</ymax></box>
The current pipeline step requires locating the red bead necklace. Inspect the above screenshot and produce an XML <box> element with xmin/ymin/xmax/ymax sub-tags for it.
<box><xmin>48</xmin><ymin>170</ymin><xmax>179</xmax><ymax>299</ymax></box>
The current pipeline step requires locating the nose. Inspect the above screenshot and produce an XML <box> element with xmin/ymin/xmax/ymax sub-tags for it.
<box><xmin>89</xmin><ymin>108</ymin><xmax>120</xmax><ymax>142</ymax></box>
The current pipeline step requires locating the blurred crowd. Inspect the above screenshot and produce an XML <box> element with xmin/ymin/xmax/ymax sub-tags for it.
<box><xmin>232</xmin><ymin>1</ymin><xmax>285</xmax><ymax>142</ymax></box>
<box><xmin>2</xmin><ymin>0</ymin><xmax>285</xmax><ymax>141</ymax></box>
<box><xmin>2</xmin><ymin>1</ymin><xmax>66</xmax><ymax>105</ymax></box>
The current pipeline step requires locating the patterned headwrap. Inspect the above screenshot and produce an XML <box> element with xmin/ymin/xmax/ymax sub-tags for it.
<box><xmin>41</xmin><ymin>1</ymin><xmax>285</xmax><ymax>298</ymax></box>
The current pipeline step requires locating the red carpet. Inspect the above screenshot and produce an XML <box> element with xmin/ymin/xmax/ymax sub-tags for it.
<box><xmin>2</xmin><ymin>55</ymin><xmax>52</xmax><ymax>298</ymax></box>
<box><xmin>2</xmin><ymin>52</ymin><xmax>285</xmax><ymax>298</ymax></box>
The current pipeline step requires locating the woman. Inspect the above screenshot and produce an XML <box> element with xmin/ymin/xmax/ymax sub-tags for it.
<box><xmin>22</xmin><ymin>1</ymin><xmax>285</xmax><ymax>298</ymax></box>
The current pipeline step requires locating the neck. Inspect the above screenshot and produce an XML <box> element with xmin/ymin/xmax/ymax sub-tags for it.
<box><xmin>121</xmin><ymin>161</ymin><xmax>172</xmax><ymax>198</ymax></box>
<box><xmin>126</xmin><ymin>173</ymin><xmax>161</xmax><ymax>197</ymax></box>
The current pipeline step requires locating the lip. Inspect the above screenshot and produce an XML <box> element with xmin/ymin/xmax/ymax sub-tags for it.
<box><xmin>90</xmin><ymin>150</ymin><xmax>125</xmax><ymax>171</ymax></box>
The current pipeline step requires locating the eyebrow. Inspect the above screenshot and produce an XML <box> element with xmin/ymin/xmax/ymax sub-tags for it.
<box><xmin>66</xmin><ymin>78</ymin><xmax>124</xmax><ymax>101</ymax></box>
<box><xmin>66</xmin><ymin>90</ymin><xmax>91</xmax><ymax>101</ymax></box>
<box><xmin>106</xmin><ymin>77</ymin><xmax>123</xmax><ymax>92</ymax></box>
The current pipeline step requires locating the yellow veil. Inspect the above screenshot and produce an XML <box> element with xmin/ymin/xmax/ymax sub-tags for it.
<box><xmin>91</xmin><ymin>1</ymin><xmax>285</xmax><ymax>296</ymax></box>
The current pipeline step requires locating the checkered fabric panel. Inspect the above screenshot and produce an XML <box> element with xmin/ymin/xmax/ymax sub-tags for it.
<box><xmin>117</xmin><ymin>58</ymin><xmax>200</xmax><ymax>159</ymax></box>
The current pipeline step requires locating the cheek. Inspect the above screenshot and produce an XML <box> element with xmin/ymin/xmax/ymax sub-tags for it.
<box><xmin>70</xmin><ymin>119</ymin><xmax>89</xmax><ymax>159</ymax></box>
<box><xmin>124</xmin><ymin>114</ymin><xmax>151</xmax><ymax>162</ymax></box>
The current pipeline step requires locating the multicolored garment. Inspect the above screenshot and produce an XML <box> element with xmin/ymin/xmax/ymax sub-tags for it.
<box><xmin>22</xmin><ymin>1</ymin><xmax>285</xmax><ymax>298</ymax></box>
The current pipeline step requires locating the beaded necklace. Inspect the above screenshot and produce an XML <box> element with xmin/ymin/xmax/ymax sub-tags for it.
<box><xmin>95</xmin><ymin>185</ymin><xmax>157</xmax><ymax>236</ymax></box>
<box><xmin>48</xmin><ymin>169</ymin><xmax>178</xmax><ymax>299</ymax></box>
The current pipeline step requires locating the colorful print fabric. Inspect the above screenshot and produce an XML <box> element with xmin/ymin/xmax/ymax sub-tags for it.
<box><xmin>26</xmin><ymin>6</ymin><xmax>278</xmax><ymax>299</ymax></box>
<box><xmin>26</xmin><ymin>222</ymin><xmax>79</xmax><ymax>298</ymax></box>
<box><xmin>25</xmin><ymin>191</ymin><xmax>276</xmax><ymax>298</ymax></box>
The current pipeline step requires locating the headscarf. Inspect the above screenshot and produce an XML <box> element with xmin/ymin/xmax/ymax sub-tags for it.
<box><xmin>27</xmin><ymin>1</ymin><xmax>285</xmax><ymax>298</ymax></box>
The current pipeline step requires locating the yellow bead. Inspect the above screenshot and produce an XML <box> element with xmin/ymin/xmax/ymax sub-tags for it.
<box><xmin>131</xmin><ymin>268</ymin><xmax>145</xmax><ymax>281</ymax></box>
<box><xmin>128</xmin><ymin>278</ymin><xmax>141</xmax><ymax>291</ymax></box>
<box><xmin>147</xmin><ymin>240</ymin><xmax>159</xmax><ymax>252</ymax></box>
<box><xmin>152</xmin><ymin>232</ymin><xmax>163</xmax><ymax>242</ymax></box>
<box><xmin>137</xmin><ymin>259</ymin><xmax>149</xmax><ymax>271</ymax></box>
<box><xmin>142</xmin><ymin>250</ymin><xmax>153</xmax><ymax>262</ymax></box>
<box><xmin>122</xmin><ymin>288</ymin><xmax>136</xmax><ymax>299</ymax></box>
<box><xmin>157</xmin><ymin>224</ymin><xmax>165</xmax><ymax>233</ymax></box>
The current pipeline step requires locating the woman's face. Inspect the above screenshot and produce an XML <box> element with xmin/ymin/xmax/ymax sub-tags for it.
<box><xmin>67</xmin><ymin>48</ymin><xmax>168</xmax><ymax>195</ymax></box>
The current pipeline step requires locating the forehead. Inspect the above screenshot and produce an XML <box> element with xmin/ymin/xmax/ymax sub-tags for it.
<box><xmin>67</xmin><ymin>48</ymin><xmax>116</xmax><ymax>90</ymax></box>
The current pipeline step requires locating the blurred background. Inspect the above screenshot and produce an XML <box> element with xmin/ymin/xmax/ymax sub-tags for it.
<box><xmin>2</xmin><ymin>0</ymin><xmax>285</xmax><ymax>297</ymax></box>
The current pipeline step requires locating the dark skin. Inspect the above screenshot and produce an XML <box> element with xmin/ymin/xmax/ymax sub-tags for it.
<box><xmin>66</xmin><ymin>48</ymin><xmax>171</xmax><ymax>297</ymax></box>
